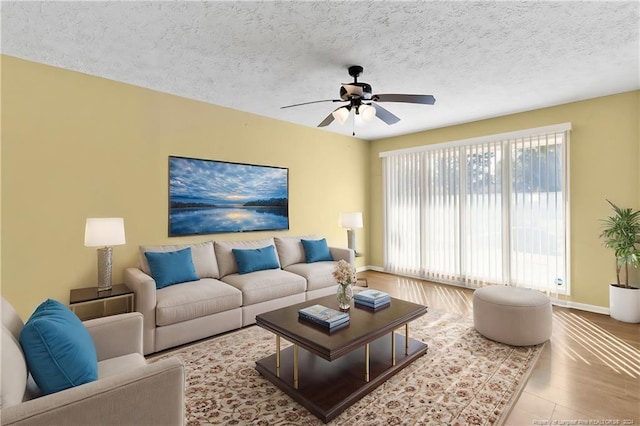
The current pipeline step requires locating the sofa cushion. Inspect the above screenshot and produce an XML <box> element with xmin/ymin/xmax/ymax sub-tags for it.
<box><xmin>145</xmin><ymin>248</ymin><xmax>200</xmax><ymax>289</ymax></box>
<box><xmin>1</xmin><ymin>326</ymin><xmax>27</xmax><ymax>408</ymax></box>
<box><xmin>139</xmin><ymin>241</ymin><xmax>219</xmax><ymax>279</ymax></box>
<box><xmin>301</xmin><ymin>238</ymin><xmax>334</xmax><ymax>263</ymax></box>
<box><xmin>155</xmin><ymin>279</ymin><xmax>243</xmax><ymax>327</ymax></box>
<box><xmin>221</xmin><ymin>269</ymin><xmax>306</xmax><ymax>305</ymax></box>
<box><xmin>215</xmin><ymin>238</ymin><xmax>280</xmax><ymax>278</ymax></box>
<box><xmin>232</xmin><ymin>246</ymin><xmax>280</xmax><ymax>274</ymax></box>
<box><xmin>19</xmin><ymin>299</ymin><xmax>98</xmax><ymax>395</ymax></box>
<box><xmin>285</xmin><ymin>262</ymin><xmax>339</xmax><ymax>291</ymax></box>
<box><xmin>274</xmin><ymin>236</ymin><xmax>316</xmax><ymax>268</ymax></box>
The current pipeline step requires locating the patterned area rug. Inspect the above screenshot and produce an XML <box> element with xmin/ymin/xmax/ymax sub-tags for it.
<box><xmin>149</xmin><ymin>308</ymin><xmax>543</xmax><ymax>425</ymax></box>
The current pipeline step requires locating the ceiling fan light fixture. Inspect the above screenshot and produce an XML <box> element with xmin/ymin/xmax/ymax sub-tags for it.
<box><xmin>359</xmin><ymin>104</ymin><xmax>376</xmax><ymax>121</ymax></box>
<box><xmin>332</xmin><ymin>106</ymin><xmax>350</xmax><ymax>124</ymax></box>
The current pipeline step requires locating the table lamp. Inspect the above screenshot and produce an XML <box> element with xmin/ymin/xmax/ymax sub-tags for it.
<box><xmin>84</xmin><ymin>218</ymin><xmax>126</xmax><ymax>291</ymax></box>
<box><xmin>340</xmin><ymin>212</ymin><xmax>363</xmax><ymax>254</ymax></box>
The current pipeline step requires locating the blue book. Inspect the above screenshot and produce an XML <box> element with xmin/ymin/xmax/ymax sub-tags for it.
<box><xmin>298</xmin><ymin>305</ymin><xmax>349</xmax><ymax>328</ymax></box>
<box><xmin>300</xmin><ymin>316</ymin><xmax>350</xmax><ymax>332</ymax></box>
<box><xmin>354</xmin><ymin>290</ymin><xmax>390</xmax><ymax>304</ymax></box>
<box><xmin>358</xmin><ymin>296</ymin><xmax>391</xmax><ymax>307</ymax></box>
<box><xmin>298</xmin><ymin>314</ymin><xmax>349</xmax><ymax>330</ymax></box>
<box><xmin>354</xmin><ymin>295</ymin><xmax>391</xmax><ymax>307</ymax></box>
<box><xmin>355</xmin><ymin>299</ymin><xmax>391</xmax><ymax>311</ymax></box>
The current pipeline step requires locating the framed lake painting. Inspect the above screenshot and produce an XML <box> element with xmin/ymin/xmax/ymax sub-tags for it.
<box><xmin>168</xmin><ymin>156</ymin><xmax>289</xmax><ymax>236</ymax></box>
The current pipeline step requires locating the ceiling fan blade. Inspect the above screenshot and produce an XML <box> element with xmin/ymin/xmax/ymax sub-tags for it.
<box><xmin>281</xmin><ymin>99</ymin><xmax>341</xmax><ymax>109</ymax></box>
<box><xmin>372</xmin><ymin>94</ymin><xmax>436</xmax><ymax>105</ymax></box>
<box><xmin>372</xmin><ymin>103</ymin><xmax>401</xmax><ymax>125</ymax></box>
<box><xmin>318</xmin><ymin>112</ymin><xmax>335</xmax><ymax>127</ymax></box>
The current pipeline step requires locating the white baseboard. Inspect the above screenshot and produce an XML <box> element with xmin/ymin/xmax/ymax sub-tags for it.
<box><xmin>550</xmin><ymin>298</ymin><xmax>609</xmax><ymax>315</ymax></box>
<box><xmin>356</xmin><ymin>265</ymin><xmax>383</xmax><ymax>273</ymax></box>
<box><xmin>357</xmin><ymin>266</ymin><xmax>611</xmax><ymax>316</ymax></box>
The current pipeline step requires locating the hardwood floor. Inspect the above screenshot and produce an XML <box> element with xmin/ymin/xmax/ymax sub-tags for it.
<box><xmin>359</xmin><ymin>270</ymin><xmax>640</xmax><ymax>425</ymax></box>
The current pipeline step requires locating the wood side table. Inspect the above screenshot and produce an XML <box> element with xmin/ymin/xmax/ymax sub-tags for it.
<box><xmin>69</xmin><ymin>284</ymin><xmax>134</xmax><ymax>320</ymax></box>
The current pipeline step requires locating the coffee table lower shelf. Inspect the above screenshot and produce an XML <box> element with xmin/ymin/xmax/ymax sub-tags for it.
<box><xmin>255</xmin><ymin>332</ymin><xmax>428</xmax><ymax>423</ymax></box>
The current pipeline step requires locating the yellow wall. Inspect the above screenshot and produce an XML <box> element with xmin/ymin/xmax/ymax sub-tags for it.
<box><xmin>2</xmin><ymin>54</ymin><xmax>637</xmax><ymax>317</ymax></box>
<box><xmin>1</xmin><ymin>56</ymin><xmax>369</xmax><ymax>319</ymax></box>
<box><xmin>369</xmin><ymin>91</ymin><xmax>640</xmax><ymax>308</ymax></box>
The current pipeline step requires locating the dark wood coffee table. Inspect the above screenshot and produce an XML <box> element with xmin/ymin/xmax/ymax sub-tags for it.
<box><xmin>255</xmin><ymin>294</ymin><xmax>428</xmax><ymax>423</ymax></box>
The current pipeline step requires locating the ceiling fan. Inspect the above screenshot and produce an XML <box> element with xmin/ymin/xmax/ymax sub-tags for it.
<box><xmin>281</xmin><ymin>65</ymin><xmax>436</xmax><ymax>129</ymax></box>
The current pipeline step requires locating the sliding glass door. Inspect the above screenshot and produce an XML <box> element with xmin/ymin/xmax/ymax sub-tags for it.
<box><xmin>382</xmin><ymin>124</ymin><xmax>570</xmax><ymax>295</ymax></box>
<box><xmin>509</xmin><ymin>133</ymin><xmax>566</xmax><ymax>292</ymax></box>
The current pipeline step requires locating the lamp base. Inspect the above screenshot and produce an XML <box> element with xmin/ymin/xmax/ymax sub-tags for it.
<box><xmin>96</xmin><ymin>247</ymin><xmax>113</xmax><ymax>291</ymax></box>
<box><xmin>347</xmin><ymin>229</ymin><xmax>357</xmax><ymax>254</ymax></box>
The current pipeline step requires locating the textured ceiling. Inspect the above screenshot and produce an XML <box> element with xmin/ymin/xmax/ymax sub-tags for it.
<box><xmin>2</xmin><ymin>1</ymin><xmax>639</xmax><ymax>141</ymax></box>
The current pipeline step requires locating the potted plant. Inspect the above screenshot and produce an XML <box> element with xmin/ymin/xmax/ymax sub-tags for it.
<box><xmin>599</xmin><ymin>199</ymin><xmax>640</xmax><ymax>323</ymax></box>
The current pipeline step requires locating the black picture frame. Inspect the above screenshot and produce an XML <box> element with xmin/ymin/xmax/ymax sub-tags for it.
<box><xmin>168</xmin><ymin>156</ymin><xmax>289</xmax><ymax>236</ymax></box>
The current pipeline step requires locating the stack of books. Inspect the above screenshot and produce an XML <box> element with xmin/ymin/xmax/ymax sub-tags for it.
<box><xmin>298</xmin><ymin>304</ymin><xmax>350</xmax><ymax>330</ymax></box>
<box><xmin>354</xmin><ymin>289</ymin><xmax>391</xmax><ymax>310</ymax></box>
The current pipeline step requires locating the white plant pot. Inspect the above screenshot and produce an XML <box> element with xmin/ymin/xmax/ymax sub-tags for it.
<box><xmin>609</xmin><ymin>284</ymin><xmax>640</xmax><ymax>323</ymax></box>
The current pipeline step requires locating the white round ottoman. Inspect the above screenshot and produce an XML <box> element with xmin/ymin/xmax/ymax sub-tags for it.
<box><xmin>473</xmin><ymin>286</ymin><xmax>552</xmax><ymax>346</ymax></box>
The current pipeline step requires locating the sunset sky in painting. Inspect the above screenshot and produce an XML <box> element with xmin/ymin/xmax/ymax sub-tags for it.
<box><xmin>169</xmin><ymin>157</ymin><xmax>288</xmax><ymax>205</ymax></box>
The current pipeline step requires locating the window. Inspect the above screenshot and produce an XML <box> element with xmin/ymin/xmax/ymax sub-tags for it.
<box><xmin>381</xmin><ymin>123</ymin><xmax>570</xmax><ymax>295</ymax></box>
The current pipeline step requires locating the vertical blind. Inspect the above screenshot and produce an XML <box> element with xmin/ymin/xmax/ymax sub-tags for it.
<box><xmin>381</xmin><ymin>123</ymin><xmax>571</xmax><ymax>295</ymax></box>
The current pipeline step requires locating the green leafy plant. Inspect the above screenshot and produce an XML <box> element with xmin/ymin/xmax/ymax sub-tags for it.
<box><xmin>599</xmin><ymin>200</ymin><xmax>640</xmax><ymax>287</ymax></box>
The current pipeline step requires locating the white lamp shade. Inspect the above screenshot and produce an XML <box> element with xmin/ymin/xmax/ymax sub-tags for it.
<box><xmin>359</xmin><ymin>104</ymin><xmax>376</xmax><ymax>121</ymax></box>
<box><xmin>332</xmin><ymin>107</ymin><xmax>350</xmax><ymax>124</ymax></box>
<box><xmin>84</xmin><ymin>218</ymin><xmax>126</xmax><ymax>247</ymax></box>
<box><xmin>340</xmin><ymin>212</ymin><xmax>363</xmax><ymax>229</ymax></box>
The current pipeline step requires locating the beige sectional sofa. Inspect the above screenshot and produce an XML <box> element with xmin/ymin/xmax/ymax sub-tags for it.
<box><xmin>125</xmin><ymin>236</ymin><xmax>354</xmax><ymax>355</ymax></box>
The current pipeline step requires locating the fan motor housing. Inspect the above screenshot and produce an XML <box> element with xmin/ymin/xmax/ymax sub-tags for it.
<box><xmin>340</xmin><ymin>83</ymin><xmax>373</xmax><ymax>101</ymax></box>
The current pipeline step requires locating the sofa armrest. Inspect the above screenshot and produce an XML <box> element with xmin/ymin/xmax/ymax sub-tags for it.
<box><xmin>2</xmin><ymin>358</ymin><xmax>185</xmax><ymax>426</ymax></box>
<box><xmin>124</xmin><ymin>267</ymin><xmax>158</xmax><ymax>355</ymax></box>
<box><xmin>329</xmin><ymin>247</ymin><xmax>355</xmax><ymax>266</ymax></box>
<box><xmin>83</xmin><ymin>312</ymin><xmax>144</xmax><ymax>361</ymax></box>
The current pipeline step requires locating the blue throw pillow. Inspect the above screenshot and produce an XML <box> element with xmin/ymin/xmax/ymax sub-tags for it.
<box><xmin>145</xmin><ymin>247</ymin><xmax>200</xmax><ymax>289</ymax></box>
<box><xmin>301</xmin><ymin>238</ymin><xmax>334</xmax><ymax>263</ymax></box>
<box><xmin>232</xmin><ymin>245</ymin><xmax>280</xmax><ymax>274</ymax></box>
<box><xmin>19</xmin><ymin>299</ymin><xmax>98</xmax><ymax>395</ymax></box>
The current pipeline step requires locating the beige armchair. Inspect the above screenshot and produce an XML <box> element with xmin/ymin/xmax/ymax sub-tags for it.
<box><xmin>0</xmin><ymin>297</ymin><xmax>185</xmax><ymax>426</ymax></box>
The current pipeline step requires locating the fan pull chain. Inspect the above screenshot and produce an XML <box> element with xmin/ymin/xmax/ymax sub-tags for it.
<box><xmin>352</xmin><ymin>112</ymin><xmax>356</xmax><ymax>136</ymax></box>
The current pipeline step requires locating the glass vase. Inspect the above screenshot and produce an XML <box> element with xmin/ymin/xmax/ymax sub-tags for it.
<box><xmin>337</xmin><ymin>283</ymin><xmax>353</xmax><ymax>310</ymax></box>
